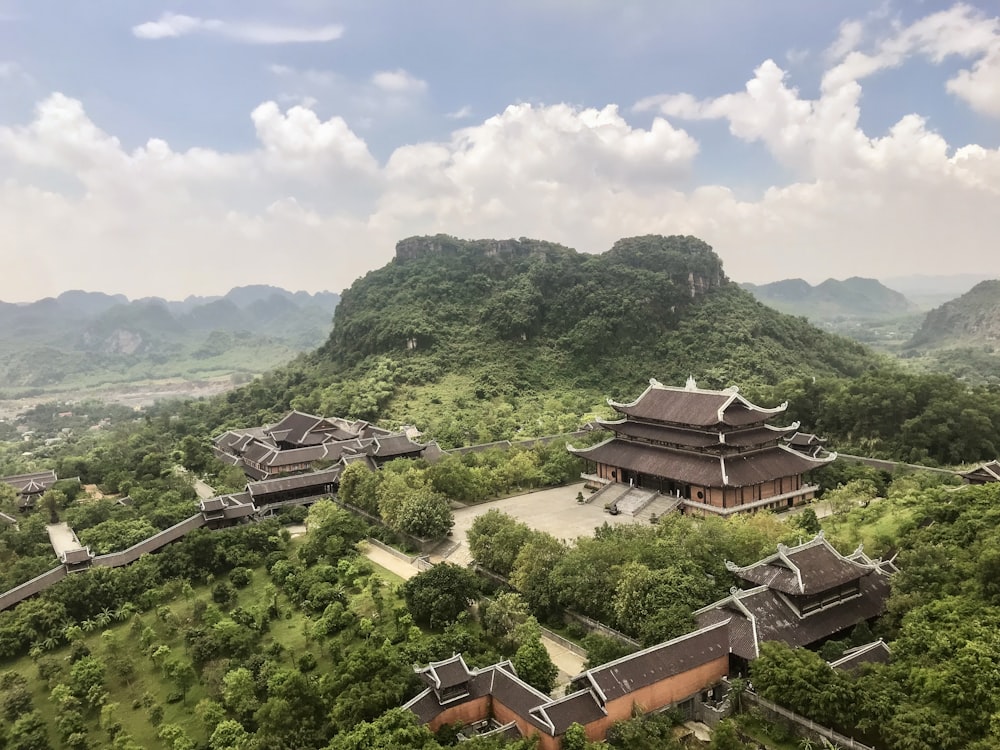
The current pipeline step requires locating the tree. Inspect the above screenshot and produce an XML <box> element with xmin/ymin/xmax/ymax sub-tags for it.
<box><xmin>467</xmin><ymin>510</ymin><xmax>533</xmax><ymax>577</ymax></box>
<box><xmin>510</xmin><ymin>532</ymin><xmax>567</xmax><ymax>616</ymax></box>
<box><xmin>708</xmin><ymin>719</ymin><xmax>747</xmax><ymax>750</ymax></box>
<box><xmin>402</xmin><ymin>563</ymin><xmax>481</xmax><ymax>628</ymax></box>
<box><xmin>338</xmin><ymin>462</ymin><xmax>382</xmax><ymax>515</ymax></box>
<box><xmin>327</xmin><ymin>707</ymin><xmax>441</xmax><ymax>750</ymax></box>
<box><xmin>8</xmin><ymin>710</ymin><xmax>53</xmax><ymax>750</ymax></box>
<box><xmin>69</xmin><ymin>655</ymin><xmax>107</xmax><ymax>710</ymax></box>
<box><xmin>480</xmin><ymin>591</ymin><xmax>531</xmax><ymax>650</ymax></box>
<box><xmin>513</xmin><ymin>635</ymin><xmax>558</xmax><ymax>693</ymax></box>
<box><xmin>222</xmin><ymin>667</ymin><xmax>259</xmax><ymax>722</ymax></box>
<box><xmin>209</xmin><ymin>719</ymin><xmax>252</xmax><ymax>750</ymax></box>
<box><xmin>396</xmin><ymin>489</ymin><xmax>453</xmax><ymax>540</ymax></box>
<box><xmin>795</xmin><ymin>507</ymin><xmax>822</xmax><ymax>536</ymax></box>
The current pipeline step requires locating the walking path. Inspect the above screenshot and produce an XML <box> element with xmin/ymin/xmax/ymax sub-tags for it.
<box><xmin>46</xmin><ymin>522</ymin><xmax>84</xmax><ymax>557</ymax></box>
<box><xmin>361</xmin><ymin>542</ymin><xmax>586</xmax><ymax>684</ymax></box>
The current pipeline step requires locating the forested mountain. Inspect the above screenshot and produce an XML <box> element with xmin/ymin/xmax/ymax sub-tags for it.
<box><xmin>213</xmin><ymin>234</ymin><xmax>879</xmax><ymax>447</ymax></box>
<box><xmin>905</xmin><ymin>279</ymin><xmax>1000</xmax><ymax>350</ymax></box>
<box><xmin>742</xmin><ymin>276</ymin><xmax>917</xmax><ymax>320</ymax></box>
<box><xmin>0</xmin><ymin>286</ymin><xmax>339</xmax><ymax>393</ymax></box>
<box><xmin>323</xmin><ymin>234</ymin><xmax>876</xmax><ymax>384</ymax></box>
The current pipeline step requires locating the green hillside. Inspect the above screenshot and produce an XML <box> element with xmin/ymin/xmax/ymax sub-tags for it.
<box><xmin>292</xmin><ymin>235</ymin><xmax>877</xmax><ymax>441</ymax></box>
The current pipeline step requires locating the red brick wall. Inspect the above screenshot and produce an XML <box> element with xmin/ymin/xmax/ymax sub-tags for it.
<box><xmin>426</xmin><ymin>696</ymin><xmax>491</xmax><ymax>732</ymax></box>
<box><xmin>581</xmin><ymin>654</ymin><xmax>729</xmax><ymax>742</ymax></box>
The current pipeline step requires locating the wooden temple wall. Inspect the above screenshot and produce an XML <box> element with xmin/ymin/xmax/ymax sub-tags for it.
<box><xmin>580</xmin><ymin>655</ymin><xmax>730</xmax><ymax>742</ymax></box>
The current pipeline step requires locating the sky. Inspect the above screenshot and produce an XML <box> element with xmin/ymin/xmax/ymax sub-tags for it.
<box><xmin>1</xmin><ymin>1</ymin><xmax>999</xmax><ymax>301</ymax></box>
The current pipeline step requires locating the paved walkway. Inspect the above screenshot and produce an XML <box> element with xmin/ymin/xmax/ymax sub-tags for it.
<box><xmin>192</xmin><ymin>477</ymin><xmax>216</xmax><ymax>500</ymax></box>
<box><xmin>361</xmin><ymin>542</ymin><xmax>585</xmax><ymax>684</ymax></box>
<box><xmin>363</xmin><ymin>543</ymin><xmax>420</xmax><ymax>580</ymax></box>
<box><xmin>46</xmin><ymin>522</ymin><xmax>83</xmax><ymax>557</ymax></box>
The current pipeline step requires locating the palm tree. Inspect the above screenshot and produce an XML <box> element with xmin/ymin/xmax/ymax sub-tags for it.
<box><xmin>95</xmin><ymin>609</ymin><xmax>112</xmax><ymax>629</ymax></box>
<box><xmin>81</xmin><ymin>618</ymin><xmax>98</xmax><ymax>633</ymax></box>
<box><xmin>799</xmin><ymin>738</ymin><xmax>815</xmax><ymax>750</ymax></box>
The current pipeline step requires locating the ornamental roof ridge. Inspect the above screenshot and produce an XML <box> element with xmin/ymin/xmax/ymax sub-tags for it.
<box><xmin>775</xmin><ymin>544</ymin><xmax>805</xmax><ymax>594</ymax></box>
<box><xmin>777</xmin><ymin>443</ymin><xmax>838</xmax><ymax>464</ymax></box>
<box><xmin>566</xmin><ymin>435</ymin><xmax>617</xmax><ymax>454</ymax></box>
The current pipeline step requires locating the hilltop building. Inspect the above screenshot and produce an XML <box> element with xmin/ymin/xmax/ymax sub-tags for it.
<box><xmin>961</xmin><ymin>460</ymin><xmax>1000</xmax><ymax>485</ymax></box>
<box><xmin>405</xmin><ymin>533</ymin><xmax>893</xmax><ymax>747</ymax></box>
<box><xmin>213</xmin><ymin>410</ymin><xmax>437</xmax><ymax>481</ymax></box>
<box><xmin>569</xmin><ymin>378</ymin><xmax>835</xmax><ymax>515</ymax></box>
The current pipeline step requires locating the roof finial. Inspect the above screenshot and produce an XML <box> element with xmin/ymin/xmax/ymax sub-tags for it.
<box><xmin>685</xmin><ymin>375</ymin><xmax>697</xmax><ymax>391</ymax></box>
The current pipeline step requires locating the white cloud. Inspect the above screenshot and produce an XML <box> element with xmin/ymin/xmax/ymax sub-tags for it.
<box><xmin>132</xmin><ymin>13</ymin><xmax>206</xmax><ymax>39</ymax></box>
<box><xmin>446</xmin><ymin>105</ymin><xmax>473</xmax><ymax>120</ymax></box>
<box><xmin>947</xmin><ymin>42</ymin><xmax>1000</xmax><ymax>117</ymax></box>
<box><xmin>250</xmin><ymin>101</ymin><xmax>378</xmax><ymax>175</ymax></box>
<box><xmin>371</xmin><ymin>69</ymin><xmax>428</xmax><ymax>95</ymax></box>
<box><xmin>4</xmin><ymin>5</ymin><xmax>1000</xmax><ymax>301</ymax></box>
<box><xmin>132</xmin><ymin>13</ymin><xmax>344</xmax><ymax>44</ymax></box>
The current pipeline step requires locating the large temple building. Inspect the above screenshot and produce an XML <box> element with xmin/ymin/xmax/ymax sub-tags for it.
<box><xmin>405</xmin><ymin>533</ymin><xmax>894</xmax><ymax>747</ymax></box>
<box><xmin>569</xmin><ymin>378</ymin><xmax>835</xmax><ymax>515</ymax></box>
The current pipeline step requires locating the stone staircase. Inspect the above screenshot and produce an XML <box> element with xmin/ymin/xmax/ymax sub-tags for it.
<box><xmin>615</xmin><ymin>487</ymin><xmax>660</xmax><ymax>516</ymax></box>
<box><xmin>633</xmin><ymin>494</ymin><xmax>683</xmax><ymax>523</ymax></box>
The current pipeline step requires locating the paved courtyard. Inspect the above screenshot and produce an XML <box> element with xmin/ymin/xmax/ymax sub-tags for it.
<box><xmin>451</xmin><ymin>481</ymin><xmax>646</xmax><ymax>544</ymax></box>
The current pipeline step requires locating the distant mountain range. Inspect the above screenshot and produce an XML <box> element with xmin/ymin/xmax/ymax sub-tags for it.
<box><xmin>741</xmin><ymin>277</ymin><xmax>917</xmax><ymax>320</ymax></box>
<box><xmin>905</xmin><ymin>279</ymin><xmax>1000</xmax><ymax>351</ymax></box>
<box><xmin>0</xmin><ymin>286</ymin><xmax>339</xmax><ymax>393</ymax></box>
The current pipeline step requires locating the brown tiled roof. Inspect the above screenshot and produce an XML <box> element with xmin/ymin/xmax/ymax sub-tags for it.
<box><xmin>531</xmin><ymin>690</ymin><xmax>607</xmax><ymax>734</ymax></box>
<box><xmin>417</xmin><ymin>654</ymin><xmax>473</xmax><ymax>690</ymax></box>
<box><xmin>962</xmin><ymin>460</ymin><xmax>1000</xmax><ymax>482</ymax></box>
<box><xmin>785</xmin><ymin>431</ymin><xmax>826</xmax><ymax>447</ymax></box>
<box><xmin>598</xmin><ymin>419</ymin><xmax>720</xmax><ymax>448</ymax></box>
<box><xmin>246</xmin><ymin>468</ymin><xmax>341</xmax><ymax>498</ymax></box>
<box><xmin>697</xmin><ymin>572</ymin><xmax>891</xmax><ymax>654</ymax></box>
<box><xmin>267</xmin><ymin>410</ymin><xmax>326</xmax><ymax>446</ymax></box>
<box><xmin>373</xmin><ymin>434</ymin><xmax>426</xmax><ymax>457</ymax></box>
<box><xmin>583</xmin><ymin>621</ymin><xmax>730</xmax><ymax>703</ymax></box>
<box><xmin>490</xmin><ymin>665</ymin><xmax>552</xmax><ymax>722</ymax></box>
<box><xmin>570</xmin><ymin>440</ymin><xmax>830</xmax><ymax>487</ymax></box>
<box><xmin>828</xmin><ymin>639</ymin><xmax>891</xmax><ymax>671</ymax></box>
<box><xmin>608</xmin><ymin>379</ymin><xmax>786</xmax><ymax>428</ymax></box>
<box><xmin>1</xmin><ymin>469</ymin><xmax>57</xmax><ymax>494</ymax></box>
<box><xmin>726</xmin><ymin>425</ymin><xmax>799</xmax><ymax>447</ymax></box>
<box><xmin>729</xmin><ymin>535</ymin><xmax>872</xmax><ymax>595</ymax></box>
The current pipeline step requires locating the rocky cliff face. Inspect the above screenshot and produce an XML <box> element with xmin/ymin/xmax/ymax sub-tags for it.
<box><xmin>395</xmin><ymin>234</ymin><xmax>557</xmax><ymax>263</ymax></box>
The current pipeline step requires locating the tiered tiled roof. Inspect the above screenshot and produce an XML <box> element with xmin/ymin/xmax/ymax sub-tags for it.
<box><xmin>608</xmin><ymin>378</ymin><xmax>788</xmax><ymax>427</ymax></box>
<box><xmin>213</xmin><ymin>410</ymin><xmax>431</xmax><ymax>480</ymax></box>
<box><xmin>571</xmin><ymin>438</ymin><xmax>832</xmax><ymax>489</ymax></box>
<box><xmin>569</xmin><ymin>378</ymin><xmax>834</xmax><ymax>495</ymax></box>
<box><xmin>696</xmin><ymin>534</ymin><xmax>895</xmax><ymax>659</ymax></box>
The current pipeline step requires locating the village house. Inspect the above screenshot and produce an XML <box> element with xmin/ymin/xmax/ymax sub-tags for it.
<box><xmin>569</xmin><ymin>378</ymin><xmax>835</xmax><ymax>515</ymax></box>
